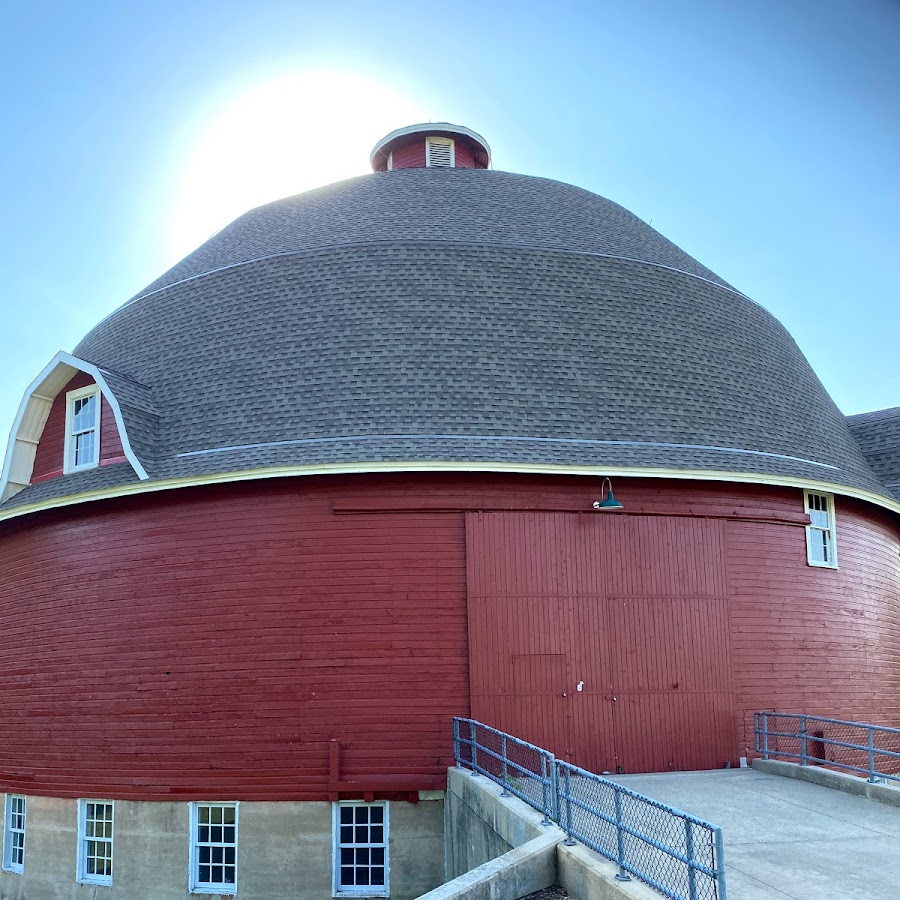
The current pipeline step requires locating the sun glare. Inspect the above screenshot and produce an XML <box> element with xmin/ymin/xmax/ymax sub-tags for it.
<box><xmin>167</xmin><ymin>71</ymin><xmax>426</xmax><ymax>263</ymax></box>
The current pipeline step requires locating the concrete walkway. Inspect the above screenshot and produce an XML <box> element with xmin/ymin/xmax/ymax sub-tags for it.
<box><xmin>613</xmin><ymin>768</ymin><xmax>900</xmax><ymax>900</ymax></box>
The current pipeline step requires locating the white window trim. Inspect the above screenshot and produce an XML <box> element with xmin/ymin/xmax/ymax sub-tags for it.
<box><xmin>76</xmin><ymin>799</ymin><xmax>114</xmax><ymax>886</ymax></box>
<box><xmin>332</xmin><ymin>801</ymin><xmax>389</xmax><ymax>898</ymax></box>
<box><xmin>425</xmin><ymin>136</ymin><xmax>455</xmax><ymax>168</ymax></box>
<box><xmin>804</xmin><ymin>490</ymin><xmax>838</xmax><ymax>569</ymax></box>
<box><xmin>2</xmin><ymin>794</ymin><xmax>25</xmax><ymax>874</ymax></box>
<box><xmin>63</xmin><ymin>384</ymin><xmax>101</xmax><ymax>474</ymax></box>
<box><xmin>189</xmin><ymin>801</ymin><xmax>238</xmax><ymax>895</ymax></box>
<box><xmin>386</xmin><ymin>150</ymin><xmax>393</xmax><ymax>171</ymax></box>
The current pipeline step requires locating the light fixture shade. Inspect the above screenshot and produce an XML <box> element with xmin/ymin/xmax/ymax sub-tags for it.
<box><xmin>597</xmin><ymin>488</ymin><xmax>624</xmax><ymax>510</ymax></box>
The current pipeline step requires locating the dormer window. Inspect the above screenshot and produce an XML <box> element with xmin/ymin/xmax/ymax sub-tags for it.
<box><xmin>425</xmin><ymin>137</ymin><xmax>455</xmax><ymax>168</ymax></box>
<box><xmin>64</xmin><ymin>385</ymin><xmax>101</xmax><ymax>473</ymax></box>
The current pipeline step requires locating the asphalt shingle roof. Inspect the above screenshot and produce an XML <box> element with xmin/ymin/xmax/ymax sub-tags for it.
<box><xmin>3</xmin><ymin>168</ymin><xmax>893</xmax><ymax>511</ymax></box>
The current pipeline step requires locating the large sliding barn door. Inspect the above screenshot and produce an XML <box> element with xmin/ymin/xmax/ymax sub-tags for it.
<box><xmin>466</xmin><ymin>512</ymin><xmax>737</xmax><ymax>773</ymax></box>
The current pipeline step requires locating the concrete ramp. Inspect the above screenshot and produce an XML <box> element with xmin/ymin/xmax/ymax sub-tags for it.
<box><xmin>612</xmin><ymin>766</ymin><xmax>900</xmax><ymax>900</ymax></box>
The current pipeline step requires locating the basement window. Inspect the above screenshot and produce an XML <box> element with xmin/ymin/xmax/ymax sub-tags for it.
<box><xmin>64</xmin><ymin>384</ymin><xmax>101</xmax><ymax>473</ymax></box>
<box><xmin>189</xmin><ymin>803</ymin><xmax>237</xmax><ymax>894</ymax></box>
<box><xmin>425</xmin><ymin>136</ymin><xmax>455</xmax><ymax>168</ymax></box>
<box><xmin>333</xmin><ymin>802</ymin><xmax>389</xmax><ymax>897</ymax></box>
<box><xmin>77</xmin><ymin>800</ymin><xmax>113</xmax><ymax>885</ymax></box>
<box><xmin>805</xmin><ymin>491</ymin><xmax>837</xmax><ymax>568</ymax></box>
<box><xmin>2</xmin><ymin>795</ymin><xmax>25</xmax><ymax>874</ymax></box>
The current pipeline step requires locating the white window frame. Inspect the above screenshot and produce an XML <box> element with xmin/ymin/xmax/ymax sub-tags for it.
<box><xmin>425</xmin><ymin>136</ymin><xmax>455</xmax><ymax>168</ymax></box>
<box><xmin>63</xmin><ymin>384</ymin><xmax>101</xmax><ymax>474</ymax></box>
<box><xmin>2</xmin><ymin>794</ymin><xmax>25</xmax><ymax>874</ymax></box>
<box><xmin>77</xmin><ymin>799</ymin><xmax>114</xmax><ymax>885</ymax></box>
<box><xmin>332</xmin><ymin>801</ymin><xmax>389</xmax><ymax>898</ymax></box>
<box><xmin>804</xmin><ymin>490</ymin><xmax>838</xmax><ymax>569</ymax></box>
<box><xmin>189</xmin><ymin>802</ymin><xmax>238</xmax><ymax>895</ymax></box>
<box><xmin>386</xmin><ymin>151</ymin><xmax>393</xmax><ymax>170</ymax></box>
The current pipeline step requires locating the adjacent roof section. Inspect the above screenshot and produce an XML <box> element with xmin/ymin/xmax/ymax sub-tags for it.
<box><xmin>846</xmin><ymin>407</ymin><xmax>900</xmax><ymax>502</ymax></box>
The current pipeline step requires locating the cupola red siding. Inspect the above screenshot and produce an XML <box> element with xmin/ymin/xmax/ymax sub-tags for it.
<box><xmin>385</xmin><ymin>135</ymin><xmax>478</xmax><ymax>170</ymax></box>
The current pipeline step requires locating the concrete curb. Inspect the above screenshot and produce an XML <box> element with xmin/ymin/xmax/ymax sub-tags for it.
<box><xmin>417</xmin><ymin>830</ymin><xmax>559</xmax><ymax>900</ymax></box>
<box><xmin>752</xmin><ymin>758</ymin><xmax>900</xmax><ymax>808</ymax></box>
<box><xmin>557</xmin><ymin>843</ymin><xmax>661</xmax><ymax>900</ymax></box>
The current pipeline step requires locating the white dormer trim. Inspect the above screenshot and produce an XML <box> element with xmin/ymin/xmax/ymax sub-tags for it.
<box><xmin>0</xmin><ymin>351</ymin><xmax>150</xmax><ymax>502</ymax></box>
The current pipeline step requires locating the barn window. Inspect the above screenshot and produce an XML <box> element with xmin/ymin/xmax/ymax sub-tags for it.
<box><xmin>425</xmin><ymin>137</ymin><xmax>455</xmax><ymax>168</ymax></box>
<box><xmin>333</xmin><ymin>802</ymin><xmax>389</xmax><ymax>896</ymax></box>
<box><xmin>2</xmin><ymin>795</ymin><xmax>25</xmax><ymax>874</ymax></box>
<box><xmin>77</xmin><ymin>800</ymin><xmax>113</xmax><ymax>885</ymax></box>
<box><xmin>64</xmin><ymin>384</ymin><xmax>101</xmax><ymax>473</ymax></box>
<box><xmin>189</xmin><ymin>803</ymin><xmax>237</xmax><ymax>894</ymax></box>
<box><xmin>805</xmin><ymin>491</ymin><xmax>837</xmax><ymax>568</ymax></box>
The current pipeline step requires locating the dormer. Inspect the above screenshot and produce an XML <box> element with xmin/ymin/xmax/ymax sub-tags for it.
<box><xmin>370</xmin><ymin>123</ymin><xmax>491</xmax><ymax>172</ymax></box>
<box><xmin>1</xmin><ymin>353</ymin><xmax>152</xmax><ymax>502</ymax></box>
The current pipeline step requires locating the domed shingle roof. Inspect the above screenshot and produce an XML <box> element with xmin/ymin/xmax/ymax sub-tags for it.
<box><xmin>3</xmin><ymin>167</ymin><xmax>892</xmax><ymax>509</ymax></box>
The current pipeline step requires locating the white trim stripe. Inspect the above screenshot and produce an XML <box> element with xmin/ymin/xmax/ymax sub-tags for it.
<box><xmin>175</xmin><ymin>432</ymin><xmax>840</xmax><ymax>470</ymax></box>
<box><xmin>105</xmin><ymin>238</ymin><xmax>754</xmax><ymax>322</ymax></box>
<box><xmin>1</xmin><ymin>461</ymin><xmax>898</xmax><ymax>523</ymax></box>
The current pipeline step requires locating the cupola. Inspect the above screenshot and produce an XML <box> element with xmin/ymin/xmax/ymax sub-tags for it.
<box><xmin>370</xmin><ymin>122</ymin><xmax>491</xmax><ymax>171</ymax></box>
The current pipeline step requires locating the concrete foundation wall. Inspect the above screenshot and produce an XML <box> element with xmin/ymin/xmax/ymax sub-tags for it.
<box><xmin>444</xmin><ymin>769</ymin><xmax>549</xmax><ymax>880</ymax></box>
<box><xmin>0</xmin><ymin>794</ymin><xmax>443</xmax><ymax>900</ymax></box>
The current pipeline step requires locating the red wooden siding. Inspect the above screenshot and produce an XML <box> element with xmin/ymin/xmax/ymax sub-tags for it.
<box><xmin>31</xmin><ymin>371</ymin><xmax>127</xmax><ymax>482</ymax></box>
<box><xmin>0</xmin><ymin>477</ymin><xmax>467</xmax><ymax>800</ymax></box>
<box><xmin>0</xmin><ymin>471</ymin><xmax>898</xmax><ymax>799</ymax></box>
<box><xmin>385</xmin><ymin>136</ymin><xmax>477</xmax><ymax>170</ymax></box>
<box><xmin>466</xmin><ymin>512</ymin><xmax>736</xmax><ymax>773</ymax></box>
<box><xmin>727</xmin><ymin>495</ymin><xmax>900</xmax><ymax>756</ymax></box>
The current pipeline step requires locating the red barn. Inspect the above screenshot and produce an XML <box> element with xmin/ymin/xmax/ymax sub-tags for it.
<box><xmin>1</xmin><ymin>122</ymin><xmax>899</xmax><ymax>898</ymax></box>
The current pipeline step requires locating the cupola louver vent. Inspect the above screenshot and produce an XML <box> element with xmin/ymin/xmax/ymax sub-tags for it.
<box><xmin>426</xmin><ymin>137</ymin><xmax>455</xmax><ymax>168</ymax></box>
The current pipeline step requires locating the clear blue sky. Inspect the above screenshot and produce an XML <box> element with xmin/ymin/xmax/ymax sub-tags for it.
<box><xmin>2</xmin><ymin>0</ymin><xmax>898</xmax><ymax>446</ymax></box>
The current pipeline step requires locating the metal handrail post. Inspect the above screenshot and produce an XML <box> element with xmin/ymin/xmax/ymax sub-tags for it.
<box><xmin>562</xmin><ymin>765</ymin><xmax>576</xmax><ymax>846</ymax></box>
<box><xmin>471</xmin><ymin>722</ymin><xmax>479</xmax><ymax>776</ymax></box>
<box><xmin>714</xmin><ymin>826</ymin><xmax>728</xmax><ymax>900</ymax></box>
<box><xmin>684</xmin><ymin>818</ymin><xmax>697</xmax><ymax>900</ymax></box>
<box><xmin>762</xmin><ymin>713</ymin><xmax>770</xmax><ymax>759</ymax></box>
<box><xmin>500</xmin><ymin>734</ymin><xmax>509</xmax><ymax>796</ymax></box>
<box><xmin>868</xmin><ymin>727</ymin><xmax>878</xmax><ymax>783</ymax></box>
<box><xmin>539</xmin><ymin>754</ymin><xmax>552</xmax><ymax>826</ymax></box>
<box><xmin>453</xmin><ymin>717</ymin><xmax>462</xmax><ymax>768</ymax></box>
<box><xmin>800</xmin><ymin>715</ymin><xmax>807</xmax><ymax>766</ymax></box>
<box><xmin>550</xmin><ymin>754</ymin><xmax>559</xmax><ymax>823</ymax></box>
<box><xmin>614</xmin><ymin>788</ymin><xmax>631</xmax><ymax>882</ymax></box>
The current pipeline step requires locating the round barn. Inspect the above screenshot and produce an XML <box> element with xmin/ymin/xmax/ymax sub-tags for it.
<box><xmin>1</xmin><ymin>122</ymin><xmax>899</xmax><ymax>899</ymax></box>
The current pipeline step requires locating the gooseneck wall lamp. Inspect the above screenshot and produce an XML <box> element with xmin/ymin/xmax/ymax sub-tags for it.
<box><xmin>592</xmin><ymin>477</ymin><xmax>624</xmax><ymax>511</ymax></box>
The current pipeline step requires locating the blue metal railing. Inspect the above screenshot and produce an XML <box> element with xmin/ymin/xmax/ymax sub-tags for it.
<box><xmin>755</xmin><ymin>712</ymin><xmax>900</xmax><ymax>784</ymax></box>
<box><xmin>453</xmin><ymin>718</ymin><xmax>727</xmax><ymax>900</ymax></box>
